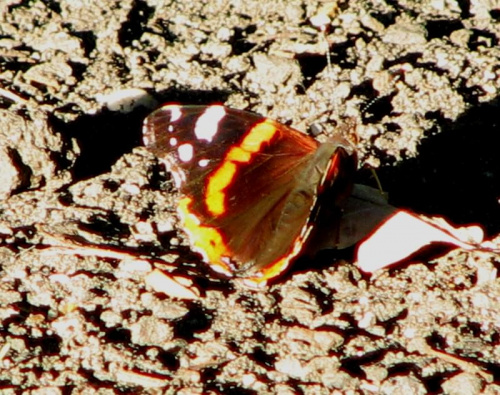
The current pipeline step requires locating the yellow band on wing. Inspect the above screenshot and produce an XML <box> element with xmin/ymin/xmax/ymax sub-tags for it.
<box><xmin>205</xmin><ymin>120</ymin><xmax>277</xmax><ymax>216</ymax></box>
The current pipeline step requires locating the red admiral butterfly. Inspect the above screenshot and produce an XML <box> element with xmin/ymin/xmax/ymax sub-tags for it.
<box><xmin>143</xmin><ymin>104</ymin><xmax>357</xmax><ymax>286</ymax></box>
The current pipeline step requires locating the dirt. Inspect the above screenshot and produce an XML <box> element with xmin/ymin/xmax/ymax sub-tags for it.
<box><xmin>0</xmin><ymin>0</ymin><xmax>500</xmax><ymax>393</ymax></box>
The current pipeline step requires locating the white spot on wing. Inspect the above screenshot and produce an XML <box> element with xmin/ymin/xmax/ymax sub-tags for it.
<box><xmin>167</xmin><ymin>105</ymin><xmax>182</xmax><ymax>122</ymax></box>
<box><xmin>164</xmin><ymin>158</ymin><xmax>186</xmax><ymax>188</ymax></box>
<box><xmin>178</xmin><ymin>143</ymin><xmax>194</xmax><ymax>162</ymax></box>
<box><xmin>169</xmin><ymin>137</ymin><xmax>178</xmax><ymax>146</ymax></box>
<box><xmin>198</xmin><ymin>159</ymin><xmax>210</xmax><ymax>167</ymax></box>
<box><xmin>194</xmin><ymin>105</ymin><xmax>226</xmax><ymax>142</ymax></box>
<box><xmin>171</xmin><ymin>170</ymin><xmax>184</xmax><ymax>188</ymax></box>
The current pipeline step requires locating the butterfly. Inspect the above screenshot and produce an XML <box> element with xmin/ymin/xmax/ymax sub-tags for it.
<box><xmin>143</xmin><ymin>104</ymin><xmax>357</xmax><ymax>286</ymax></box>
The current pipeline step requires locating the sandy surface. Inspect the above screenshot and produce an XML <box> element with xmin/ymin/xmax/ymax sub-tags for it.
<box><xmin>0</xmin><ymin>0</ymin><xmax>499</xmax><ymax>393</ymax></box>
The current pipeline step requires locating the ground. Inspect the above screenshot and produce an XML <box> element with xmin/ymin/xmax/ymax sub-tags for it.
<box><xmin>0</xmin><ymin>0</ymin><xmax>500</xmax><ymax>393</ymax></box>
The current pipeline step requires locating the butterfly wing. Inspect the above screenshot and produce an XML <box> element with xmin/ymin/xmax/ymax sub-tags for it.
<box><xmin>143</xmin><ymin>104</ymin><xmax>354</xmax><ymax>283</ymax></box>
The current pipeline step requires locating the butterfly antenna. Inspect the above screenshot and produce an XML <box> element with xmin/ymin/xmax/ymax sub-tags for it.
<box><xmin>310</xmin><ymin>2</ymin><xmax>341</xmax><ymax>79</ymax></box>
